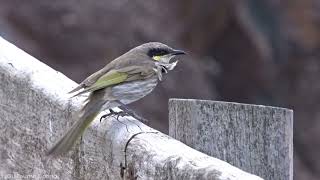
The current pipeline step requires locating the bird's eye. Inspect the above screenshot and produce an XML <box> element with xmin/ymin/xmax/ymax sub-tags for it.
<box><xmin>148</xmin><ymin>48</ymin><xmax>170</xmax><ymax>61</ymax></box>
<box><xmin>148</xmin><ymin>48</ymin><xmax>169</xmax><ymax>56</ymax></box>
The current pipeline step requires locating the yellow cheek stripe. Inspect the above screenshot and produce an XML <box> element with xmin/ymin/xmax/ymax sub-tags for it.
<box><xmin>152</xmin><ymin>55</ymin><xmax>161</xmax><ymax>61</ymax></box>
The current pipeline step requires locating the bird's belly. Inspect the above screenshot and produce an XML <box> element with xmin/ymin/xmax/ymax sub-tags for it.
<box><xmin>111</xmin><ymin>77</ymin><xmax>158</xmax><ymax>104</ymax></box>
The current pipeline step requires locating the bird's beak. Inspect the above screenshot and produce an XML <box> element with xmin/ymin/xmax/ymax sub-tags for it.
<box><xmin>171</xmin><ymin>49</ymin><xmax>186</xmax><ymax>56</ymax></box>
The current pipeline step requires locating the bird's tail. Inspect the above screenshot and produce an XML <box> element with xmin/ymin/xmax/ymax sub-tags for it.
<box><xmin>47</xmin><ymin>91</ymin><xmax>108</xmax><ymax>156</ymax></box>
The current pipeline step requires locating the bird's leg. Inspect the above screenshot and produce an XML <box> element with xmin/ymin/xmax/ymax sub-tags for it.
<box><xmin>100</xmin><ymin>108</ymin><xmax>131</xmax><ymax>121</ymax></box>
<box><xmin>99</xmin><ymin>103</ymin><xmax>148</xmax><ymax>124</ymax></box>
<box><xmin>116</xmin><ymin>101</ymin><xmax>149</xmax><ymax>125</ymax></box>
<box><xmin>100</xmin><ymin>109</ymin><xmax>130</xmax><ymax>132</ymax></box>
<box><xmin>100</xmin><ymin>109</ymin><xmax>115</xmax><ymax>122</ymax></box>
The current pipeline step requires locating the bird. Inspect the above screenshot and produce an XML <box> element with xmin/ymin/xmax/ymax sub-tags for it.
<box><xmin>47</xmin><ymin>42</ymin><xmax>186</xmax><ymax>156</ymax></box>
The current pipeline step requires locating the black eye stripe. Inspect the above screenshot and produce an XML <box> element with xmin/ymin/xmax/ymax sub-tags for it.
<box><xmin>147</xmin><ymin>48</ymin><xmax>170</xmax><ymax>57</ymax></box>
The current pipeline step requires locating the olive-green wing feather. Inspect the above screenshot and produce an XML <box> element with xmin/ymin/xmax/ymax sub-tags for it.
<box><xmin>69</xmin><ymin>66</ymin><xmax>111</xmax><ymax>94</ymax></box>
<box><xmin>71</xmin><ymin>70</ymin><xmax>128</xmax><ymax>97</ymax></box>
<box><xmin>71</xmin><ymin>66</ymin><xmax>155</xmax><ymax>97</ymax></box>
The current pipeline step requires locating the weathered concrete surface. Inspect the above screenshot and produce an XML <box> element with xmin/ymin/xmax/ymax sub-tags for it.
<box><xmin>169</xmin><ymin>99</ymin><xmax>293</xmax><ymax>180</ymax></box>
<box><xmin>0</xmin><ymin>37</ymin><xmax>263</xmax><ymax>179</ymax></box>
<box><xmin>0</xmin><ymin>36</ymin><xmax>84</xmax><ymax>179</ymax></box>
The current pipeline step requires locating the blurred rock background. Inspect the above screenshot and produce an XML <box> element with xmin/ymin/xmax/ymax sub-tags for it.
<box><xmin>0</xmin><ymin>0</ymin><xmax>319</xmax><ymax>179</ymax></box>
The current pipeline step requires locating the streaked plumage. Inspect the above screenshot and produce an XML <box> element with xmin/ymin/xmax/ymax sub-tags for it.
<box><xmin>47</xmin><ymin>42</ymin><xmax>185</xmax><ymax>156</ymax></box>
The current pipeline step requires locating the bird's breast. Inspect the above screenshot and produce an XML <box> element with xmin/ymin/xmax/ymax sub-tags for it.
<box><xmin>111</xmin><ymin>77</ymin><xmax>158</xmax><ymax>104</ymax></box>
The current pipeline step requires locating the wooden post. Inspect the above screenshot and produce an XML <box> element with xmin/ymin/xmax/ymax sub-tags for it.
<box><xmin>169</xmin><ymin>99</ymin><xmax>293</xmax><ymax>180</ymax></box>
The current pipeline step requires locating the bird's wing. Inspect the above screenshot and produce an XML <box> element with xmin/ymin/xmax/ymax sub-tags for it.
<box><xmin>68</xmin><ymin>66</ymin><xmax>111</xmax><ymax>94</ymax></box>
<box><xmin>71</xmin><ymin>65</ymin><xmax>155</xmax><ymax>97</ymax></box>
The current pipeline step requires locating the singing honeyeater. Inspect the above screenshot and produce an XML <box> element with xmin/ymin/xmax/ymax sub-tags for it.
<box><xmin>47</xmin><ymin>42</ymin><xmax>185</xmax><ymax>156</ymax></box>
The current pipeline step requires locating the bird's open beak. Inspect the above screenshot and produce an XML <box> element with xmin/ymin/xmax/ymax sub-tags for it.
<box><xmin>171</xmin><ymin>49</ymin><xmax>186</xmax><ymax>56</ymax></box>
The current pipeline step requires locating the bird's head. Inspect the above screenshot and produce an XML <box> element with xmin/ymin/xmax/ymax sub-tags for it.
<box><xmin>132</xmin><ymin>42</ymin><xmax>186</xmax><ymax>74</ymax></box>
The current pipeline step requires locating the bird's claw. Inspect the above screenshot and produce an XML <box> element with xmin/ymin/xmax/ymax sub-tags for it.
<box><xmin>100</xmin><ymin>110</ymin><xmax>112</xmax><ymax>122</ymax></box>
<box><xmin>100</xmin><ymin>109</ymin><xmax>130</xmax><ymax>122</ymax></box>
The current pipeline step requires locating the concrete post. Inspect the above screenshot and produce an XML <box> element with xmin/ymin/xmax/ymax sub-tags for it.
<box><xmin>169</xmin><ymin>99</ymin><xmax>293</xmax><ymax>180</ymax></box>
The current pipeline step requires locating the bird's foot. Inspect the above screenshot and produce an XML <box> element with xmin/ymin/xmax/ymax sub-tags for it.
<box><xmin>100</xmin><ymin>109</ymin><xmax>130</xmax><ymax>122</ymax></box>
<box><xmin>99</xmin><ymin>104</ymin><xmax>148</xmax><ymax>131</ymax></box>
<box><xmin>116</xmin><ymin>103</ymin><xmax>149</xmax><ymax>125</ymax></box>
<box><xmin>100</xmin><ymin>109</ymin><xmax>132</xmax><ymax>132</ymax></box>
